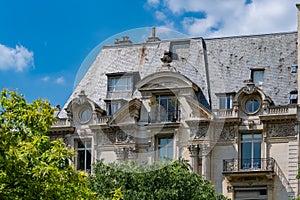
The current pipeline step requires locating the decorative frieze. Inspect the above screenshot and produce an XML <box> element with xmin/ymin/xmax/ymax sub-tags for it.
<box><xmin>219</xmin><ymin>126</ymin><xmax>235</xmax><ymax>141</ymax></box>
<box><xmin>116</xmin><ymin>131</ymin><xmax>135</xmax><ymax>143</ymax></box>
<box><xmin>267</xmin><ymin>122</ymin><xmax>297</xmax><ymax>137</ymax></box>
<box><xmin>195</xmin><ymin>126</ymin><xmax>209</xmax><ymax>139</ymax></box>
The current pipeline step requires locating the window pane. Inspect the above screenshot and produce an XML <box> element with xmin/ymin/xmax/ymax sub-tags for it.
<box><xmin>77</xmin><ymin>141</ymin><xmax>85</xmax><ymax>148</ymax></box>
<box><xmin>241</xmin><ymin>134</ymin><xmax>252</xmax><ymax>141</ymax></box>
<box><xmin>167</xmin><ymin>146</ymin><xmax>173</xmax><ymax>159</ymax></box>
<box><xmin>290</xmin><ymin>94</ymin><xmax>298</xmax><ymax>100</ymax></box>
<box><xmin>158</xmin><ymin>138</ymin><xmax>167</xmax><ymax>145</ymax></box>
<box><xmin>85</xmin><ymin>141</ymin><xmax>92</xmax><ymax>148</ymax></box>
<box><xmin>77</xmin><ymin>150</ymin><xmax>85</xmax><ymax>170</ymax></box>
<box><xmin>245</xmin><ymin>99</ymin><xmax>260</xmax><ymax>113</ymax></box>
<box><xmin>157</xmin><ymin>95</ymin><xmax>178</xmax><ymax>122</ymax></box>
<box><xmin>80</xmin><ymin>109</ymin><xmax>92</xmax><ymax>122</ymax></box>
<box><xmin>108</xmin><ymin>76</ymin><xmax>132</xmax><ymax>92</ymax></box>
<box><xmin>219</xmin><ymin>96</ymin><xmax>232</xmax><ymax>109</ymax></box>
<box><xmin>86</xmin><ymin>150</ymin><xmax>92</xmax><ymax>172</ymax></box>
<box><xmin>226</xmin><ymin>96</ymin><xmax>231</xmax><ymax>109</ymax></box>
<box><xmin>241</xmin><ymin>143</ymin><xmax>251</xmax><ymax>159</ymax></box>
<box><xmin>158</xmin><ymin>147</ymin><xmax>166</xmax><ymax>160</ymax></box>
<box><xmin>220</xmin><ymin>98</ymin><xmax>226</xmax><ymax>109</ymax></box>
<box><xmin>158</xmin><ymin>136</ymin><xmax>173</xmax><ymax>161</ymax></box>
<box><xmin>253</xmin><ymin>142</ymin><xmax>261</xmax><ymax>159</ymax></box>
<box><xmin>253</xmin><ymin>70</ymin><xmax>264</xmax><ymax>84</ymax></box>
<box><xmin>241</xmin><ymin>143</ymin><xmax>251</xmax><ymax>169</ymax></box>
<box><xmin>253</xmin><ymin>134</ymin><xmax>262</xmax><ymax>140</ymax></box>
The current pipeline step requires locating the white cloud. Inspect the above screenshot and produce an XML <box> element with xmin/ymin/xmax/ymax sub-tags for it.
<box><xmin>41</xmin><ymin>76</ymin><xmax>50</xmax><ymax>82</ymax></box>
<box><xmin>155</xmin><ymin>11</ymin><xmax>167</xmax><ymax>21</ymax></box>
<box><xmin>55</xmin><ymin>77</ymin><xmax>65</xmax><ymax>84</ymax></box>
<box><xmin>0</xmin><ymin>44</ymin><xmax>34</xmax><ymax>72</ymax></box>
<box><xmin>147</xmin><ymin>0</ymin><xmax>160</xmax><ymax>7</ymax></box>
<box><xmin>148</xmin><ymin>0</ymin><xmax>298</xmax><ymax>37</ymax></box>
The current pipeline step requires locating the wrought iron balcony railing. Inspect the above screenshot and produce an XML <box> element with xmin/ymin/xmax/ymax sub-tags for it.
<box><xmin>149</xmin><ymin>109</ymin><xmax>181</xmax><ymax>123</ymax></box>
<box><xmin>223</xmin><ymin>158</ymin><xmax>275</xmax><ymax>173</ymax></box>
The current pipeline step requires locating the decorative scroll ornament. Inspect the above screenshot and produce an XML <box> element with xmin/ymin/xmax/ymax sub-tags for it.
<box><xmin>243</xmin><ymin>83</ymin><xmax>257</xmax><ymax>95</ymax></box>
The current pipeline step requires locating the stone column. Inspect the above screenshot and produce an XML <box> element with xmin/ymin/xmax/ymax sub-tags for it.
<box><xmin>201</xmin><ymin>144</ymin><xmax>211</xmax><ymax>180</ymax></box>
<box><xmin>188</xmin><ymin>144</ymin><xmax>200</xmax><ymax>173</ymax></box>
<box><xmin>136</xmin><ymin>125</ymin><xmax>149</xmax><ymax>164</ymax></box>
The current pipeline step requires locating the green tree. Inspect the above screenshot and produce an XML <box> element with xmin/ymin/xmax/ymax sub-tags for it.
<box><xmin>0</xmin><ymin>89</ymin><xmax>95</xmax><ymax>199</ymax></box>
<box><xmin>90</xmin><ymin>159</ymin><xmax>228</xmax><ymax>200</ymax></box>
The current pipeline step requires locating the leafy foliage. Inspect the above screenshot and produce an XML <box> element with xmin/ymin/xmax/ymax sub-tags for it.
<box><xmin>90</xmin><ymin>159</ymin><xmax>228</xmax><ymax>200</ymax></box>
<box><xmin>0</xmin><ymin>89</ymin><xmax>95</xmax><ymax>199</ymax></box>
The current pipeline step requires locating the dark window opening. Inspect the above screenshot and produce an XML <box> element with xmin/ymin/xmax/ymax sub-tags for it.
<box><xmin>290</xmin><ymin>91</ymin><xmax>298</xmax><ymax>104</ymax></box>
<box><xmin>291</xmin><ymin>65</ymin><xmax>298</xmax><ymax>73</ymax></box>
<box><xmin>75</xmin><ymin>139</ymin><xmax>92</xmax><ymax>173</ymax></box>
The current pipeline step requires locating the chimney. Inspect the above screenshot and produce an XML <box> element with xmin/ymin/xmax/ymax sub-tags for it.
<box><xmin>118</xmin><ymin>36</ymin><xmax>132</xmax><ymax>44</ymax></box>
<box><xmin>146</xmin><ymin>27</ymin><xmax>161</xmax><ymax>42</ymax></box>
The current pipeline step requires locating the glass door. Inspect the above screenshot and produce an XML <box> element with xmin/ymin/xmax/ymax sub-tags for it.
<box><xmin>241</xmin><ymin>133</ymin><xmax>262</xmax><ymax>169</ymax></box>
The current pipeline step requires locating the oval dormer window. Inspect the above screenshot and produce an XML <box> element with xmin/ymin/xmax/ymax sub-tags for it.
<box><xmin>79</xmin><ymin>107</ymin><xmax>92</xmax><ymax>123</ymax></box>
<box><xmin>245</xmin><ymin>98</ymin><xmax>260</xmax><ymax>114</ymax></box>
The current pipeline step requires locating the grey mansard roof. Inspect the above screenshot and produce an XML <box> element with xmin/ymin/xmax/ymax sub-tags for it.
<box><xmin>59</xmin><ymin>31</ymin><xmax>298</xmax><ymax>118</ymax></box>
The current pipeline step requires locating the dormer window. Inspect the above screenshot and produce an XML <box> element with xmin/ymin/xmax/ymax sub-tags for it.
<box><xmin>149</xmin><ymin>95</ymin><xmax>179</xmax><ymax>123</ymax></box>
<box><xmin>290</xmin><ymin>91</ymin><xmax>298</xmax><ymax>104</ymax></box>
<box><xmin>108</xmin><ymin>75</ymin><xmax>132</xmax><ymax>92</ymax></box>
<box><xmin>245</xmin><ymin>98</ymin><xmax>260</xmax><ymax>113</ymax></box>
<box><xmin>251</xmin><ymin>69</ymin><xmax>264</xmax><ymax>85</ymax></box>
<box><xmin>106</xmin><ymin>100</ymin><xmax>125</xmax><ymax>115</ymax></box>
<box><xmin>216</xmin><ymin>93</ymin><xmax>235</xmax><ymax>110</ymax></box>
<box><xmin>291</xmin><ymin>65</ymin><xmax>298</xmax><ymax>73</ymax></box>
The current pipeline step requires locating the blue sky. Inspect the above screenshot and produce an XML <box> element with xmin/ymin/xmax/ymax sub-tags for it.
<box><xmin>0</xmin><ymin>0</ymin><xmax>298</xmax><ymax>107</ymax></box>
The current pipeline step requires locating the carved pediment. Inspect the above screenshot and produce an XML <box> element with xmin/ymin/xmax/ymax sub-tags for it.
<box><xmin>136</xmin><ymin>71</ymin><xmax>199</xmax><ymax>92</ymax></box>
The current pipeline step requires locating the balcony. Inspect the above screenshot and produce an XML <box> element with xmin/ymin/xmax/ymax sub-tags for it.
<box><xmin>215</xmin><ymin>109</ymin><xmax>238</xmax><ymax>118</ymax></box>
<box><xmin>52</xmin><ymin>118</ymin><xmax>70</xmax><ymax>127</ymax></box>
<box><xmin>223</xmin><ymin>158</ymin><xmax>275</xmax><ymax>173</ymax></box>
<box><xmin>149</xmin><ymin>109</ymin><xmax>181</xmax><ymax>123</ymax></box>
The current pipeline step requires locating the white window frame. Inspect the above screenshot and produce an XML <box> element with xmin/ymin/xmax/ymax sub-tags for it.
<box><xmin>108</xmin><ymin>76</ymin><xmax>132</xmax><ymax>92</ymax></box>
<box><xmin>219</xmin><ymin>95</ymin><xmax>233</xmax><ymax>110</ymax></box>
<box><xmin>251</xmin><ymin>69</ymin><xmax>264</xmax><ymax>85</ymax></box>
<box><xmin>106</xmin><ymin>101</ymin><xmax>124</xmax><ymax>115</ymax></box>
<box><xmin>156</xmin><ymin>134</ymin><xmax>174</xmax><ymax>162</ymax></box>
<box><xmin>75</xmin><ymin>139</ymin><xmax>92</xmax><ymax>173</ymax></box>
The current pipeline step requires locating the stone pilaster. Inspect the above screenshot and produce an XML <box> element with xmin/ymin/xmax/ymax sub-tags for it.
<box><xmin>188</xmin><ymin>144</ymin><xmax>200</xmax><ymax>173</ymax></box>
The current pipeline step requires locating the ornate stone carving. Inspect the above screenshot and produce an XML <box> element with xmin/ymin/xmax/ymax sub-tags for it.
<box><xmin>243</xmin><ymin>83</ymin><xmax>257</xmax><ymax>94</ymax></box>
<box><xmin>116</xmin><ymin>131</ymin><xmax>135</xmax><ymax>144</ymax></box>
<box><xmin>188</xmin><ymin>144</ymin><xmax>200</xmax><ymax>157</ymax></box>
<box><xmin>106</xmin><ymin>132</ymin><xmax>116</xmax><ymax>143</ymax></box>
<box><xmin>194</xmin><ymin>126</ymin><xmax>209</xmax><ymax>139</ymax></box>
<box><xmin>219</xmin><ymin>126</ymin><xmax>235</xmax><ymax>141</ymax></box>
<box><xmin>267</xmin><ymin>122</ymin><xmax>297</xmax><ymax>137</ymax></box>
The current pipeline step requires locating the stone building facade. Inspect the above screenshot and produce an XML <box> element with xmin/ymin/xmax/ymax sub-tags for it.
<box><xmin>49</xmin><ymin>5</ymin><xmax>300</xmax><ymax>200</ymax></box>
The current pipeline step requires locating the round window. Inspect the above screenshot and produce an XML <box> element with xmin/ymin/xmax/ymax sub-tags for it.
<box><xmin>79</xmin><ymin>108</ymin><xmax>92</xmax><ymax>123</ymax></box>
<box><xmin>245</xmin><ymin>98</ymin><xmax>260</xmax><ymax>113</ymax></box>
